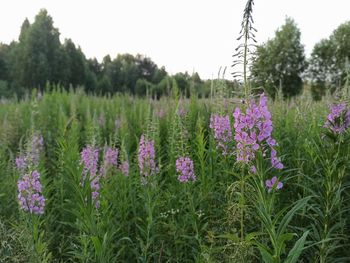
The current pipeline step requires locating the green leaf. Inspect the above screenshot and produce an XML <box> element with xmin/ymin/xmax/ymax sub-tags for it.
<box><xmin>276</xmin><ymin>232</ymin><xmax>295</xmax><ymax>256</ymax></box>
<box><xmin>254</xmin><ymin>241</ymin><xmax>276</xmax><ymax>263</ymax></box>
<box><xmin>91</xmin><ymin>236</ymin><xmax>103</xmax><ymax>257</ymax></box>
<box><xmin>284</xmin><ymin>231</ymin><xmax>309</xmax><ymax>263</ymax></box>
<box><xmin>276</xmin><ymin>196</ymin><xmax>311</xmax><ymax>237</ymax></box>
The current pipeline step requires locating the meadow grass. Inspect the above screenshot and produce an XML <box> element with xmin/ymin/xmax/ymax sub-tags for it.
<box><xmin>0</xmin><ymin>89</ymin><xmax>349</xmax><ymax>262</ymax></box>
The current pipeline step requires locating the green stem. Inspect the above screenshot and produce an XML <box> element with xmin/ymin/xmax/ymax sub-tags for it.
<box><xmin>240</xmin><ymin>173</ymin><xmax>245</xmax><ymax>242</ymax></box>
<box><xmin>243</xmin><ymin>16</ymin><xmax>249</xmax><ymax>97</ymax></box>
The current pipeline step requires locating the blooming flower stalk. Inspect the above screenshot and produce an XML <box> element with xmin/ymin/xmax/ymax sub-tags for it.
<box><xmin>176</xmin><ymin>157</ymin><xmax>196</xmax><ymax>183</ymax></box>
<box><xmin>210</xmin><ymin>114</ymin><xmax>232</xmax><ymax>155</ymax></box>
<box><xmin>17</xmin><ymin>170</ymin><xmax>46</xmax><ymax>215</ymax></box>
<box><xmin>119</xmin><ymin>161</ymin><xmax>129</xmax><ymax>176</ymax></box>
<box><xmin>155</xmin><ymin>109</ymin><xmax>166</xmax><ymax>118</ymax></box>
<box><xmin>28</xmin><ymin>133</ymin><xmax>44</xmax><ymax>166</ymax></box>
<box><xmin>16</xmin><ymin>132</ymin><xmax>45</xmax><ymax>214</ymax></box>
<box><xmin>15</xmin><ymin>155</ymin><xmax>27</xmax><ymax>171</ymax></box>
<box><xmin>80</xmin><ymin>145</ymin><xmax>101</xmax><ymax>208</ymax></box>
<box><xmin>324</xmin><ymin>102</ymin><xmax>350</xmax><ymax>135</ymax></box>
<box><xmin>100</xmin><ymin>147</ymin><xmax>119</xmax><ymax>177</ymax></box>
<box><xmin>177</xmin><ymin>101</ymin><xmax>187</xmax><ymax>117</ymax></box>
<box><xmin>138</xmin><ymin>134</ymin><xmax>158</xmax><ymax>178</ymax></box>
<box><xmin>233</xmin><ymin>93</ymin><xmax>283</xmax><ymax>170</ymax></box>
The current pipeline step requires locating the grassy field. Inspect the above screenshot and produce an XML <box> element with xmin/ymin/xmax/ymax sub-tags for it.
<box><xmin>0</xmin><ymin>89</ymin><xmax>349</xmax><ymax>262</ymax></box>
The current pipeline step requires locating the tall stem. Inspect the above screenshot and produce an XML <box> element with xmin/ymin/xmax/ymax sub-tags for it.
<box><xmin>243</xmin><ymin>18</ymin><xmax>249</xmax><ymax>98</ymax></box>
<box><xmin>240</xmin><ymin>173</ymin><xmax>245</xmax><ymax>242</ymax></box>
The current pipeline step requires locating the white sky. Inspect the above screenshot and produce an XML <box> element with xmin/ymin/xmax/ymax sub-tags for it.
<box><xmin>0</xmin><ymin>0</ymin><xmax>350</xmax><ymax>79</ymax></box>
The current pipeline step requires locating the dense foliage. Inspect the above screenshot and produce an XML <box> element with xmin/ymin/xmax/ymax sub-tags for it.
<box><xmin>2</xmin><ymin>10</ymin><xmax>350</xmax><ymax>100</ymax></box>
<box><xmin>251</xmin><ymin>17</ymin><xmax>306</xmax><ymax>98</ymax></box>
<box><xmin>0</xmin><ymin>89</ymin><xmax>349</xmax><ymax>262</ymax></box>
<box><xmin>0</xmin><ymin>9</ymin><xmax>216</xmax><ymax>99</ymax></box>
<box><xmin>307</xmin><ymin>21</ymin><xmax>350</xmax><ymax>100</ymax></box>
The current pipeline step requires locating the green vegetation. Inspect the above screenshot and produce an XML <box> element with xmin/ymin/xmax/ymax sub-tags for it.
<box><xmin>0</xmin><ymin>89</ymin><xmax>349</xmax><ymax>262</ymax></box>
<box><xmin>251</xmin><ymin>17</ymin><xmax>306</xmax><ymax>98</ymax></box>
<box><xmin>0</xmin><ymin>9</ymin><xmax>216</xmax><ymax>99</ymax></box>
<box><xmin>1</xmin><ymin>2</ymin><xmax>350</xmax><ymax>262</ymax></box>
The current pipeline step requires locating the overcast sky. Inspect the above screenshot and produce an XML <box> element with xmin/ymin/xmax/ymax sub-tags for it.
<box><xmin>0</xmin><ymin>0</ymin><xmax>349</xmax><ymax>79</ymax></box>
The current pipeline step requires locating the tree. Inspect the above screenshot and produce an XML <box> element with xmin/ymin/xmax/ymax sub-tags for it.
<box><xmin>13</xmin><ymin>9</ymin><xmax>67</xmax><ymax>90</ymax></box>
<box><xmin>174</xmin><ymin>72</ymin><xmax>190</xmax><ymax>97</ymax></box>
<box><xmin>135</xmin><ymin>54</ymin><xmax>157</xmax><ymax>83</ymax></box>
<box><xmin>0</xmin><ymin>9</ymin><xmax>202</xmax><ymax>97</ymax></box>
<box><xmin>308</xmin><ymin>21</ymin><xmax>350</xmax><ymax>100</ymax></box>
<box><xmin>152</xmin><ymin>66</ymin><xmax>167</xmax><ymax>84</ymax></box>
<box><xmin>0</xmin><ymin>43</ymin><xmax>10</xmax><ymax>81</ymax></box>
<box><xmin>63</xmin><ymin>39</ymin><xmax>87</xmax><ymax>87</ymax></box>
<box><xmin>251</xmin><ymin>17</ymin><xmax>306</xmax><ymax>98</ymax></box>
<box><xmin>135</xmin><ymin>78</ymin><xmax>152</xmax><ymax>97</ymax></box>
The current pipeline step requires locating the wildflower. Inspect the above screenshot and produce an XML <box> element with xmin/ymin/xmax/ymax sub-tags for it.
<box><xmin>15</xmin><ymin>155</ymin><xmax>27</xmax><ymax>171</ymax></box>
<box><xmin>100</xmin><ymin>147</ymin><xmax>118</xmax><ymax>177</ymax></box>
<box><xmin>138</xmin><ymin>134</ymin><xmax>158</xmax><ymax>178</ymax></box>
<box><xmin>250</xmin><ymin>165</ymin><xmax>257</xmax><ymax>174</ymax></box>
<box><xmin>265</xmin><ymin>176</ymin><xmax>283</xmax><ymax>192</ymax></box>
<box><xmin>324</xmin><ymin>103</ymin><xmax>350</xmax><ymax>135</ymax></box>
<box><xmin>28</xmin><ymin>133</ymin><xmax>44</xmax><ymax>166</ymax></box>
<box><xmin>17</xmin><ymin>170</ymin><xmax>45</xmax><ymax>215</ymax></box>
<box><xmin>177</xmin><ymin>102</ymin><xmax>187</xmax><ymax>117</ymax></box>
<box><xmin>16</xmin><ymin>132</ymin><xmax>45</xmax><ymax>215</ymax></box>
<box><xmin>119</xmin><ymin>161</ymin><xmax>129</xmax><ymax>176</ymax></box>
<box><xmin>233</xmin><ymin>93</ymin><xmax>283</xmax><ymax>170</ymax></box>
<box><xmin>155</xmin><ymin>109</ymin><xmax>166</xmax><ymax>118</ymax></box>
<box><xmin>80</xmin><ymin>145</ymin><xmax>100</xmax><ymax>208</ymax></box>
<box><xmin>209</xmin><ymin>114</ymin><xmax>233</xmax><ymax>155</ymax></box>
<box><xmin>176</xmin><ymin>157</ymin><xmax>196</xmax><ymax>182</ymax></box>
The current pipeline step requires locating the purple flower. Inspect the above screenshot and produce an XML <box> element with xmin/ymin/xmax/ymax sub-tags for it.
<box><xmin>176</xmin><ymin>157</ymin><xmax>196</xmax><ymax>183</ymax></box>
<box><xmin>155</xmin><ymin>109</ymin><xmax>166</xmax><ymax>118</ymax></box>
<box><xmin>265</xmin><ymin>176</ymin><xmax>283</xmax><ymax>192</ymax></box>
<box><xmin>15</xmin><ymin>132</ymin><xmax>44</xmax><ymax>171</ymax></box>
<box><xmin>100</xmin><ymin>147</ymin><xmax>119</xmax><ymax>177</ymax></box>
<box><xmin>250</xmin><ymin>165</ymin><xmax>257</xmax><ymax>174</ymax></box>
<box><xmin>27</xmin><ymin>133</ymin><xmax>44</xmax><ymax>166</ymax></box>
<box><xmin>233</xmin><ymin>94</ymin><xmax>283</xmax><ymax>170</ymax></box>
<box><xmin>324</xmin><ymin>103</ymin><xmax>350</xmax><ymax>135</ymax></box>
<box><xmin>17</xmin><ymin>170</ymin><xmax>45</xmax><ymax>215</ymax></box>
<box><xmin>210</xmin><ymin>114</ymin><xmax>233</xmax><ymax>155</ymax></box>
<box><xmin>119</xmin><ymin>161</ymin><xmax>129</xmax><ymax>176</ymax></box>
<box><xmin>177</xmin><ymin>101</ymin><xmax>187</xmax><ymax>117</ymax></box>
<box><xmin>80</xmin><ymin>145</ymin><xmax>100</xmax><ymax>208</ymax></box>
<box><xmin>138</xmin><ymin>134</ymin><xmax>158</xmax><ymax>179</ymax></box>
<box><xmin>81</xmin><ymin>145</ymin><xmax>99</xmax><ymax>179</ymax></box>
<box><xmin>15</xmin><ymin>155</ymin><xmax>27</xmax><ymax>171</ymax></box>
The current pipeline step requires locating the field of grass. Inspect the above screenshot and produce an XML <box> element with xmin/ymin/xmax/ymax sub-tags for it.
<box><xmin>0</xmin><ymin>89</ymin><xmax>349</xmax><ymax>262</ymax></box>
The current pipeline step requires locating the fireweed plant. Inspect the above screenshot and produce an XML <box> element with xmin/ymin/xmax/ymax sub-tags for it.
<box><xmin>1</xmin><ymin>2</ymin><xmax>349</xmax><ymax>262</ymax></box>
<box><xmin>137</xmin><ymin>130</ymin><xmax>160</xmax><ymax>261</ymax></box>
<box><xmin>222</xmin><ymin>0</ymin><xmax>311</xmax><ymax>261</ymax></box>
<box><xmin>209</xmin><ymin>114</ymin><xmax>233</xmax><ymax>155</ymax></box>
<box><xmin>224</xmin><ymin>93</ymin><xmax>311</xmax><ymax>263</ymax></box>
<box><xmin>15</xmin><ymin>131</ymin><xmax>51</xmax><ymax>262</ymax></box>
<box><xmin>302</xmin><ymin>102</ymin><xmax>350</xmax><ymax>262</ymax></box>
<box><xmin>1</xmin><ymin>86</ymin><xmax>350</xmax><ymax>261</ymax></box>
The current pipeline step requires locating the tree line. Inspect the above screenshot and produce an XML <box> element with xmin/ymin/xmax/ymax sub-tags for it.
<box><xmin>251</xmin><ymin>17</ymin><xmax>350</xmax><ymax>100</ymax></box>
<box><xmin>1</xmin><ymin>10</ymin><xmax>350</xmax><ymax>100</ymax></box>
<box><xmin>0</xmin><ymin>9</ymin><xmax>220</xmax><ymax>99</ymax></box>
